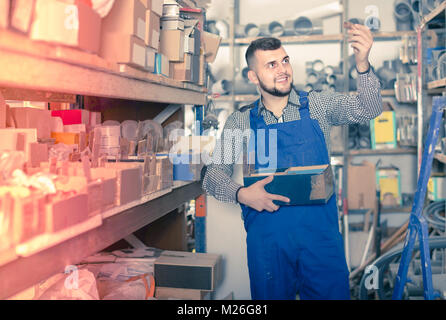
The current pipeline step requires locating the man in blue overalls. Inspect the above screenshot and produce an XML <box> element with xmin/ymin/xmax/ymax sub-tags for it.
<box><xmin>203</xmin><ymin>22</ymin><xmax>382</xmax><ymax>299</ymax></box>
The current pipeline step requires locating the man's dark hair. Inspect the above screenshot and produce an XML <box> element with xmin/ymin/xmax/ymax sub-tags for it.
<box><xmin>245</xmin><ymin>37</ymin><xmax>282</xmax><ymax>69</ymax></box>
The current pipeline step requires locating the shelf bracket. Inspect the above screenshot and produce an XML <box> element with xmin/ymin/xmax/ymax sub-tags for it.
<box><xmin>153</xmin><ymin>104</ymin><xmax>182</xmax><ymax>124</ymax></box>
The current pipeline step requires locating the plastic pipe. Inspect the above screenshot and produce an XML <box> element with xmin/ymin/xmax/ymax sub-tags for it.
<box><xmin>394</xmin><ymin>0</ymin><xmax>413</xmax><ymax>31</ymax></box>
<box><xmin>294</xmin><ymin>16</ymin><xmax>313</xmax><ymax>35</ymax></box>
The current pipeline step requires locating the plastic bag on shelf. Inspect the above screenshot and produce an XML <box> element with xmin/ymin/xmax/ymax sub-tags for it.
<box><xmin>10</xmin><ymin>170</ymin><xmax>56</xmax><ymax>195</ymax></box>
<box><xmin>99</xmin><ymin>275</ymin><xmax>155</xmax><ymax>300</ymax></box>
<box><xmin>35</xmin><ymin>269</ymin><xmax>99</xmax><ymax>300</ymax></box>
<box><xmin>0</xmin><ymin>151</ymin><xmax>26</xmax><ymax>182</ymax></box>
<box><xmin>49</xmin><ymin>143</ymin><xmax>76</xmax><ymax>161</ymax></box>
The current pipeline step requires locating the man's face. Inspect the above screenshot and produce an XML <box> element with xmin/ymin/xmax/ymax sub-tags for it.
<box><xmin>248</xmin><ymin>47</ymin><xmax>293</xmax><ymax>97</ymax></box>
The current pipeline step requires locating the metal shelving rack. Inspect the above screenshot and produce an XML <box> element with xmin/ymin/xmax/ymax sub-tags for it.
<box><xmin>0</xmin><ymin>4</ymin><xmax>208</xmax><ymax>299</ymax></box>
<box><xmin>418</xmin><ymin>0</ymin><xmax>446</xmax><ymax>172</ymax></box>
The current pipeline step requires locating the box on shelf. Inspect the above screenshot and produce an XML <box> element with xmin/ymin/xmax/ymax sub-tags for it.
<box><xmin>51</xmin><ymin>110</ymin><xmax>89</xmax><ymax>126</ymax></box>
<box><xmin>145</xmin><ymin>9</ymin><xmax>160</xmax><ymax>49</ymax></box>
<box><xmin>104</xmin><ymin>162</ymin><xmax>143</xmax><ymax>206</ymax></box>
<box><xmin>0</xmin><ymin>0</ymin><xmax>10</xmax><ymax>29</ymax></box>
<box><xmin>172</xmin><ymin>154</ymin><xmax>203</xmax><ymax>181</ymax></box>
<box><xmin>155</xmin><ymin>287</ymin><xmax>210</xmax><ymax>300</ymax></box>
<box><xmin>376</xmin><ymin>167</ymin><xmax>402</xmax><ymax>207</ymax></box>
<box><xmin>7</xmin><ymin>187</ymin><xmax>46</xmax><ymax>244</ymax></box>
<box><xmin>146</xmin><ymin>46</ymin><xmax>156</xmax><ymax>72</ymax></box>
<box><xmin>347</xmin><ymin>161</ymin><xmax>376</xmax><ymax>210</ymax></box>
<box><xmin>100</xmin><ymin>33</ymin><xmax>147</xmax><ymax>70</ymax></box>
<box><xmin>10</xmin><ymin>0</ymin><xmax>35</xmax><ymax>33</ymax></box>
<box><xmin>101</xmin><ymin>0</ymin><xmax>146</xmax><ymax>42</ymax></box>
<box><xmin>184</xmin><ymin>19</ymin><xmax>200</xmax><ymax>55</ymax></box>
<box><xmin>29</xmin><ymin>142</ymin><xmax>48</xmax><ymax>168</ymax></box>
<box><xmin>51</xmin><ymin>132</ymin><xmax>79</xmax><ymax>146</ymax></box>
<box><xmin>10</xmin><ymin>107</ymin><xmax>51</xmax><ymax>140</ymax></box>
<box><xmin>370</xmin><ymin>111</ymin><xmax>397</xmax><ymax>150</ymax></box>
<box><xmin>45</xmin><ymin>191</ymin><xmax>89</xmax><ymax>233</ymax></box>
<box><xmin>244</xmin><ymin>164</ymin><xmax>334</xmax><ymax>206</ymax></box>
<box><xmin>428</xmin><ymin>176</ymin><xmax>446</xmax><ymax>201</ymax></box>
<box><xmin>154</xmin><ymin>251</ymin><xmax>222</xmax><ymax>291</ymax></box>
<box><xmin>0</xmin><ymin>128</ymin><xmax>37</xmax><ymax>163</ymax></box>
<box><xmin>198</xmin><ymin>53</ymin><xmax>206</xmax><ymax>86</ymax></box>
<box><xmin>159</xmin><ymin>29</ymin><xmax>185</xmax><ymax>62</ymax></box>
<box><xmin>30</xmin><ymin>0</ymin><xmax>101</xmax><ymax>54</ymax></box>
<box><xmin>202</xmin><ymin>31</ymin><xmax>221</xmax><ymax>63</ymax></box>
<box><xmin>140</xmin><ymin>0</ymin><xmax>163</xmax><ymax>16</ymax></box>
<box><xmin>154</xmin><ymin>53</ymin><xmax>169</xmax><ymax>77</ymax></box>
<box><xmin>169</xmin><ymin>53</ymin><xmax>192</xmax><ymax>81</ymax></box>
<box><xmin>191</xmin><ymin>54</ymin><xmax>200</xmax><ymax>84</ymax></box>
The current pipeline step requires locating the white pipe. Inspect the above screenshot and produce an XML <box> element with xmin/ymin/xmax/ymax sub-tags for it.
<box><xmin>294</xmin><ymin>1</ymin><xmax>343</xmax><ymax>20</ymax></box>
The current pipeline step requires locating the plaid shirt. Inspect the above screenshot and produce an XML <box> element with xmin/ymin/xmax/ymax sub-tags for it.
<box><xmin>203</xmin><ymin>69</ymin><xmax>382</xmax><ymax>204</ymax></box>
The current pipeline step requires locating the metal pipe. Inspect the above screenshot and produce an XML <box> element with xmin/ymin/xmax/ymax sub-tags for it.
<box><xmin>294</xmin><ymin>1</ymin><xmax>344</xmax><ymax>20</ymax></box>
<box><xmin>244</xmin><ymin>23</ymin><xmax>260</xmax><ymax>37</ymax></box>
<box><xmin>394</xmin><ymin>0</ymin><xmax>413</xmax><ymax>31</ymax></box>
<box><xmin>294</xmin><ymin>16</ymin><xmax>313</xmax><ymax>35</ymax></box>
<box><xmin>268</xmin><ymin>21</ymin><xmax>285</xmax><ymax>37</ymax></box>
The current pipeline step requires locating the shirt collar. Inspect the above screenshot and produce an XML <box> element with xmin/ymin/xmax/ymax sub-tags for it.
<box><xmin>257</xmin><ymin>87</ymin><xmax>301</xmax><ymax>116</ymax></box>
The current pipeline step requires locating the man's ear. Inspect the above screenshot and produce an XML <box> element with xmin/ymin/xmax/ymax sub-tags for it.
<box><xmin>247</xmin><ymin>69</ymin><xmax>259</xmax><ymax>85</ymax></box>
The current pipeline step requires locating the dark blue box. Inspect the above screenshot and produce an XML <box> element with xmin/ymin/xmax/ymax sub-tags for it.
<box><xmin>243</xmin><ymin>164</ymin><xmax>334</xmax><ymax>206</ymax></box>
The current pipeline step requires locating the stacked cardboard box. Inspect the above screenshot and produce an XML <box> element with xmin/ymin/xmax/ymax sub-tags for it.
<box><xmin>156</xmin><ymin>155</ymin><xmax>173</xmax><ymax>190</ymax></box>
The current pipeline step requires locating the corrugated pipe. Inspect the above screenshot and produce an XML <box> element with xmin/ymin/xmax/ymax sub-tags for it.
<box><xmin>394</xmin><ymin>0</ymin><xmax>413</xmax><ymax>31</ymax></box>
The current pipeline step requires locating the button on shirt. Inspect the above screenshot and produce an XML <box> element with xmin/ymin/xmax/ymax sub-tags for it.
<box><xmin>203</xmin><ymin>69</ymin><xmax>383</xmax><ymax>204</ymax></box>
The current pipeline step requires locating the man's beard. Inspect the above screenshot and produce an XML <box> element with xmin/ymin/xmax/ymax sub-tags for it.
<box><xmin>258</xmin><ymin>77</ymin><xmax>293</xmax><ymax>97</ymax></box>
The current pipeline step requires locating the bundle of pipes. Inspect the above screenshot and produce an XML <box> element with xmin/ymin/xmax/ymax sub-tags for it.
<box><xmin>396</xmin><ymin>113</ymin><xmax>418</xmax><ymax>147</ymax></box>
<box><xmin>211</xmin><ymin>67</ymin><xmax>258</xmax><ymax>96</ymax></box>
<box><xmin>348</xmin><ymin>123</ymin><xmax>371</xmax><ymax>150</ymax></box>
<box><xmin>393</xmin><ymin>0</ymin><xmax>426</xmax><ymax>31</ymax></box>
<box><xmin>304</xmin><ymin>59</ymin><xmax>340</xmax><ymax>92</ymax></box>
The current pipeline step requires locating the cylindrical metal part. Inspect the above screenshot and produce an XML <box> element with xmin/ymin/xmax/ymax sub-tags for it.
<box><xmin>312</xmin><ymin>59</ymin><xmax>325</xmax><ymax>72</ymax></box>
<box><xmin>394</xmin><ymin>0</ymin><xmax>413</xmax><ymax>31</ymax></box>
<box><xmin>294</xmin><ymin>16</ymin><xmax>313</xmax><ymax>35</ymax></box>
<box><xmin>245</xmin><ymin>23</ymin><xmax>261</xmax><ymax>37</ymax></box>
<box><xmin>268</xmin><ymin>21</ymin><xmax>285</xmax><ymax>37</ymax></box>
<box><xmin>306</xmin><ymin>72</ymin><xmax>319</xmax><ymax>84</ymax></box>
<box><xmin>241</xmin><ymin>67</ymin><xmax>250</xmax><ymax>82</ymax></box>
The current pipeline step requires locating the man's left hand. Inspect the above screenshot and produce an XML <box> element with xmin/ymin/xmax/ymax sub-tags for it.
<box><xmin>344</xmin><ymin>21</ymin><xmax>373</xmax><ymax>73</ymax></box>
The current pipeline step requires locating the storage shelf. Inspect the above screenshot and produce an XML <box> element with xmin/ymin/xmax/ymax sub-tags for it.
<box><xmin>0</xmin><ymin>181</ymin><xmax>203</xmax><ymax>300</ymax></box>
<box><xmin>0</xmin><ymin>30</ymin><xmax>206</xmax><ymax>105</ymax></box>
<box><xmin>220</xmin><ymin>31</ymin><xmax>416</xmax><ymax>46</ymax></box>
<box><xmin>421</xmin><ymin>0</ymin><xmax>446</xmax><ymax>28</ymax></box>
<box><xmin>349</xmin><ymin>206</ymin><xmax>412</xmax><ymax>214</ymax></box>
<box><xmin>332</xmin><ymin>148</ymin><xmax>417</xmax><ymax>156</ymax></box>
<box><xmin>428</xmin><ymin>78</ymin><xmax>446</xmax><ymax>90</ymax></box>
<box><xmin>434</xmin><ymin>153</ymin><xmax>446</xmax><ymax>164</ymax></box>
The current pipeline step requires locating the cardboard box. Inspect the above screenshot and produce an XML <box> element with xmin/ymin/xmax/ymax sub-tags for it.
<box><xmin>30</xmin><ymin>0</ymin><xmax>101</xmax><ymax>53</ymax></box>
<box><xmin>172</xmin><ymin>154</ymin><xmax>203</xmax><ymax>181</ymax></box>
<box><xmin>101</xmin><ymin>0</ymin><xmax>146</xmax><ymax>41</ymax></box>
<box><xmin>198</xmin><ymin>53</ymin><xmax>206</xmax><ymax>86</ymax></box>
<box><xmin>100</xmin><ymin>33</ymin><xmax>147</xmax><ymax>70</ymax></box>
<box><xmin>376</xmin><ymin>167</ymin><xmax>402</xmax><ymax>207</ymax></box>
<box><xmin>0</xmin><ymin>128</ymin><xmax>37</xmax><ymax>162</ymax></box>
<box><xmin>191</xmin><ymin>54</ymin><xmax>200</xmax><ymax>84</ymax></box>
<box><xmin>146</xmin><ymin>46</ymin><xmax>156</xmax><ymax>72</ymax></box>
<box><xmin>244</xmin><ymin>164</ymin><xmax>334</xmax><ymax>206</ymax></box>
<box><xmin>428</xmin><ymin>177</ymin><xmax>446</xmax><ymax>201</ymax></box>
<box><xmin>104</xmin><ymin>162</ymin><xmax>143</xmax><ymax>205</ymax></box>
<box><xmin>154</xmin><ymin>53</ymin><xmax>169</xmax><ymax>77</ymax></box>
<box><xmin>10</xmin><ymin>189</ymin><xmax>46</xmax><ymax>244</ymax></box>
<box><xmin>154</xmin><ymin>251</ymin><xmax>222</xmax><ymax>291</ymax></box>
<box><xmin>371</xmin><ymin>111</ymin><xmax>397</xmax><ymax>150</ymax></box>
<box><xmin>155</xmin><ymin>287</ymin><xmax>210</xmax><ymax>300</ymax></box>
<box><xmin>51</xmin><ymin>109</ymin><xmax>89</xmax><ymax>125</ymax></box>
<box><xmin>29</xmin><ymin>142</ymin><xmax>48</xmax><ymax>168</ymax></box>
<box><xmin>140</xmin><ymin>0</ymin><xmax>163</xmax><ymax>16</ymax></box>
<box><xmin>160</xmin><ymin>29</ymin><xmax>185</xmax><ymax>62</ymax></box>
<box><xmin>169</xmin><ymin>53</ymin><xmax>192</xmax><ymax>81</ymax></box>
<box><xmin>145</xmin><ymin>9</ymin><xmax>160</xmax><ymax>49</ymax></box>
<box><xmin>10</xmin><ymin>0</ymin><xmax>34</xmax><ymax>33</ymax></box>
<box><xmin>202</xmin><ymin>31</ymin><xmax>221</xmax><ymax>63</ymax></box>
<box><xmin>46</xmin><ymin>192</ymin><xmax>89</xmax><ymax>232</ymax></box>
<box><xmin>347</xmin><ymin>161</ymin><xmax>376</xmax><ymax>210</ymax></box>
<box><xmin>51</xmin><ymin>132</ymin><xmax>79</xmax><ymax>146</ymax></box>
<box><xmin>0</xmin><ymin>0</ymin><xmax>10</xmax><ymax>29</ymax></box>
<box><xmin>10</xmin><ymin>107</ymin><xmax>51</xmax><ymax>140</ymax></box>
